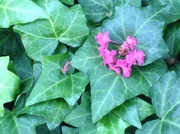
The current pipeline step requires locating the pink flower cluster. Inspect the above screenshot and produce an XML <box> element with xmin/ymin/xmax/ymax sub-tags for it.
<box><xmin>95</xmin><ymin>32</ymin><xmax>145</xmax><ymax>77</ymax></box>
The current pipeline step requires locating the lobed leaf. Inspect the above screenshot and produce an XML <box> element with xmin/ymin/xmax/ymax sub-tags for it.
<box><xmin>78</xmin><ymin>0</ymin><xmax>124</xmax><ymax>23</ymax></box>
<box><xmin>14</xmin><ymin>0</ymin><xmax>89</xmax><ymax>61</ymax></box>
<box><xmin>0</xmin><ymin>0</ymin><xmax>47</xmax><ymax>28</ymax></box>
<box><xmin>59</xmin><ymin>0</ymin><xmax>74</xmax><ymax>5</ymax></box>
<box><xmin>26</xmin><ymin>52</ymin><xmax>89</xmax><ymax>106</ymax></box>
<box><xmin>0</xmin><ymin>56</ymin><xmax>21</xmax><ymax>117</ymax></box>
<box><xmin>102</xmin><ymin>4</ymin><xmax>169</xmax><ymax>65</ymax></box>
<box><xmin>0</xmin><ymin>109</ymin><xmax>44</xmax><ymax>134</ymax></box>
<box><xmin>136</xmin><ymin>71</ymin><xmax>180</xmax><ymax>134</ymax></box>
<box><xmin>72</xmin><ymin>29</ymin><xmax>167</xmax><ymax>122</ymax></box>
<box><xmin>20</xmin><ymin>99</ymin><xmax>72</xmax><ymax>130</ymax></box>
<box><xmin>65</xmin><ymin>92</ymin><xmax>98</xmax><ymax>134</ymax></box>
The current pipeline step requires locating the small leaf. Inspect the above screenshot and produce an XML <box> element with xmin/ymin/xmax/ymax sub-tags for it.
<box><xmin>102</xmin><ymin>4</ymin><xmax>168</xmax><ymax>65</ymax></box>
<box><xmin>78</xmin><ymin>0</ymin><xmax>123</xmax><ymax>23</ymax></box>
<box><xmin>36</xmin><ymin>124</ymin><xmax>61</xmax><ymax>134</ymax></box>
<box><xmin>164</xmin><ymin>21</ymin><xmax>180</xmax><ymax>57</ymax></box>
<box><xmin>0</xmin><ymin>0</ymin><xmax>47</xmax><ymax>28</ymax></box>
<box><xmin>97</xmin><ymin>112</ymin><xmax>130</xmax><ymax>134</ymax></box>
<box><xmin>136</xmin><ymin>71</ymin><xmax>180</xmax><ymax>133</ymax></box>
<box><xmin>113</xmin><ymin>98</ymin><xmax>142</xmax><ymax>129</ymax></box>
<box><xmin>65</xmin><ymin>92</ymin><xmax>98</xmax><ymax>134</ymax></box>
<box><xmin>0</xmin><ymin>27</ymin><xmax>24</xmax><ymax>58</ymax></box>
<box><xmin>14</xmin><ymin>0</ymin><xmax>89</xmax><ymax>61</ymax></box>
<box><xmin>0</xmin><ymin>109</ymin><xmax>44</xmax><ymax>134</ymax></box>
<box><xmin>26</xmin><ymin>52</ymin><xmax>89</xmax><ymax>106</ymax></box>
<box><xmin>21</xmin><ymin>99</ymin><xmax>72</xmax><ymax>130</ymax></box>
<box><xmin>62</xmin><ymin>126</ymin><xmax>79</xmax><ymax>134</ymax></box>
<box><xmin>0</xmin><ymin>56</ymin><xmax>21</xmax><ymax>117</ymax></box>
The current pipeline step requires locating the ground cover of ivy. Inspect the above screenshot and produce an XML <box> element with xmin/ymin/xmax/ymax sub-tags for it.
<box><xmin>0</xmin><ymin>0</ymin><xmax>180</xmax><ymax>133</ymax></box>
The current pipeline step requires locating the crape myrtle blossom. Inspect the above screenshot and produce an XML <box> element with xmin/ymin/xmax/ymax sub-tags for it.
<box><xmin>95</xmin><ymin>32</ymin><xmax>145</xmax><ymax>78</ymax></box>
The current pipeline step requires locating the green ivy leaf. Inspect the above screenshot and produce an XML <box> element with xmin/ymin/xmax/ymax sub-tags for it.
<box><xmin>26</xmin><ymin>52</ymin><xmax>89</xmax><ymax>106</ymax></box>
<box><xmin>102</xmin><ymin>4</ymin><xmax>168</xmax><ymax>65</ymax></box>
<box><xmin>14</xmin><ymin>0</ymin><xmax>89</xmax><ymax>61</ymax></box>
<box><xmin>0</xmin><ymin>109</ymin><xmax>44</xmax><ymax>134</ymax></box>
<box><xmin>72</xmin><ymin>30</ymin><xmax>167</xmax><ymax>122</ymax></box>
<box><xmin>59</xmin><ymin>0</ymin><xmax>74</xmax><ymax>5</ymax></box>
<box><xmin>62</xmin><ymin>126</ymin><xmax>79</xmax><ymax>134</ymax></box>
<box><xmin>0</xmin><ymin>0</ymin><xmax>47</xmax><ymax>28</ymax></box>
<box><xmin>0</xmin><ymin>27</ymin><xmax>24</xmax><ymax>58</ymax></box>
<box><xmin>36</xmin><ymin>124</ymin><xmax>61</xmax><ymax>134</ymax></box>
<box><xmin>164</xmin><ymin>21</ymin><xmax>180</xmax><ymax>57</ymax></box>
<box><xmin>136</xmin><ymin>71</ymin><xmax>180</xmax><ymax>134</ymax></box>
<box><xmin>96</xmin><ymin>97</ymin><xmax>154</xmax><ymax>134</ymax></box>
<box><xmin>113</xmin><ymin>98</ymin><xmax>142</xmax><ymax>129</ymax></box>
<box><xmin>0</xmin><ymin>56</ymin><xmax>21</xmax><ymax>117</ymax></box>
<box><xmin>20</xmin><ymin>99</ymin><xmax>72</xmax><ymax>130</ymax></box>
<box><xmin>65</xmin><ymin>92</ymin><xmax>98</xmax><ymax>134</ymax></box>
<box><xmin>78</xmin><ymin>0</ymin><xmax>123</xmax><ymax>23</ymax></box>
<box><xmin>97</xmin><ymin>112</ymin><xmax>129</xmax><ymax>134</ymax></box>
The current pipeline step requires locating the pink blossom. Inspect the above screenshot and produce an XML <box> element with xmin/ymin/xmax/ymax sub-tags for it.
<box><xmin>95</xmin><ymin>32</ymin><xmax>145</xmax><ymax>78</ymax></box>
<box><xmin>134</xmin><ymin>50</ymin><xmax>145</xmax><ymax>65</ymax></box>
<box><xmin>116</xmin><ymin>59</ymin><xmax>132</xmax><ymax>77</ymax></box>
<box><xmin>61</xmin><ymin>61</ymin><xmax>71</xmax><ymax>74</ymax></box>
<box><xmin>95</xmin><ymin>32</ymin><xmax>111</xmax><ymax>46</ymax></box>
<box><xmin>126</xmin><ymin>36</ymin><xmax>138</xmax><ymax>50</ymax></box>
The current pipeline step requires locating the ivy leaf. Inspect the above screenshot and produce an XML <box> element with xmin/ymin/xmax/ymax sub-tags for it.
<box><xmin>62</xmin><ymin>126</ymin><xmax>79</xmax><ymax>134</ymax></box>
<box><xmin>26</xmin><ymin>52</ymin><xmax>89</xmax><ymax>107</ymax></box>
<box><xmin>136</xmin><ymin>71</ymin><xmax>180</xmax><ymax>134</ymax></box>
<box><xmin>59</xmin><ymin>0</ymin><xmax>74</xmax><ymax>5</ymax></box>
<box><xmin>0</xmin><ymin>27</ymin><xmax>24</xmax><ymax>58</ymax></box>
<box><xmin>97</xmin><ymin>112</ymin><xmax>129</xmax><ymax>134</ymax></box>
<box><xmin>78</xmin><ymin>0</ymin><xmax>123</xmax><ymax>23</ymax></box>
<box><xmin>96</xmin><ymin>97</ymin><xmax>154</xmax><ymax>133</ymax></box>
<box><xmin>164</xmin><ymin>21</ymin><xmax>180</xmax><ymax>57</ymax></box>
<box><xmin>102</xmin><ymin>4</ymin><xmax>168</xmax><ymax>65</ymax></box>
<box><xmin>0</xmin><ymin>56</ymin><xmax>21</xmax><ymax>117</ymax></box>
<box><xmin>36</xmin><ymin>124</ymin><xmax>61</xmax><ymax>134</ymax></box>
<box><xmin>0</xmin><ymin>0</ymin><xmax>47</xmax><ymax>28</ymax></box>
<box><xmin>20</xmin><ymin>99</ymin><xmax>72</xmax><ymax>130</ymax></box>
<box><xmin>0</xmin><ymin>109</ymin><xmax>44</xmax><ymax>134</ymax></box>
<box><xmin>113</xmin><ymin>98</ymin><xmax>142</xmax><ymax>129</ymax></box>
<box><xmin>65</xmin><ymin>92</ymin><xmax>98</xmax><ymax>134</ymax></box>
<box><xmin>14</xmin><ymin>0</ymin><xmax>89</xmax><ymax>61</ymax></box>
<box><xmin>72</xmin><ymin>30</ymin><xmax>167</xmax><ymax>122</ymax></box>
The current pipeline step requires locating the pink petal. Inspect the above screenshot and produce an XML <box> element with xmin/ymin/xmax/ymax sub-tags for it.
<box><xmin>95</xmin><ymin>32</ymin><xmax>111</xmax><ymax>46</ymax></box>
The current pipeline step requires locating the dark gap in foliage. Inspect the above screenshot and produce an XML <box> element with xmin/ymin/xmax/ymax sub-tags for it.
<box><xmin>4</xmin><ymin>101</ymin><xmax>14</xmax><ymax>111</ymax></box>
<box><xmin>125</xmin><ymin>125</ymin><xmax>137</xmax><ymax>134</ymax></box>
<box><xmin>60</xmin><ymin>121</ymin><xmax>77</xmax><ymax>134</ymax></box>
<box><xmin>141</xmin><ymin>113</ymin><xmax>158</xmax><ymax>125</ymax></box>
<box><xmin>137</xmin><ymin>94</ymin><xmax>152</xmax><ymax>104</ymax></box>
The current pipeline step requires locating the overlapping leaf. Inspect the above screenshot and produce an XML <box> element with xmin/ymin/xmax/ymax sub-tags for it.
<box><xmin>164</xmin><ymin>21</ymin><xmax>180</xmax><ymax>57</ymax></box>
<box><xmin>0</xmin><ymin>0</ymin><xmax>47</xmax><ymax>28</ymax></box>
<box><xmin>14</xmin><ymin>0</ymin><xmax>89</xmax><ymax>61</ymax></box>
<box><xmin>102</xmin><ymin>4</ymin><xmax>168</xmax><ymax>65</ymax></box>
<box><xmin>26</xmin><ymin>52</ymin><xmax>89</xmax><ymax>107</ymax></box>
<box><xmin>0</xmin><ymin>27</ymin><xmax>24</xmax><ymax>58</ymax></box>
<box><xmin>62</xmin><ymin>126</ymin><xmax>79</xmax><ymax>134</ymax></box>
<box><xmin>0</xmin><ymin>109</ymin><xmax>44</xmax><ymax>134</ymax></box>
<box><xmin>136</xmin><ymin>71</ymin><xmax>180</xmax><ymax>134</ymax></box>
<box><xmin>72</xmin><ymin>29</ymin><xmax>167</xmax><ymax>122</ymax></box>
<box><xmin>0</xmin><ymin>56</ymin><xmax>21</xmax><ymax>117</ymax></box>
<box><xmin>65</xmin><ymin>92</ymin><xmax>98</xmax><ymax>134</ymax></box>
<box><xmin>20</xmin><ymin>99</ymin><xmax>72</xmax><ymax>130</ymax></box>
<box><xmin>78</xmin><ymin>0</ymin><xmax>124</xmax><ymax>23</ymax></box>
<box><xmin>97</xmin><ymin>97</ymin><xmax>154</xmax><ymax>133</ymax></box>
